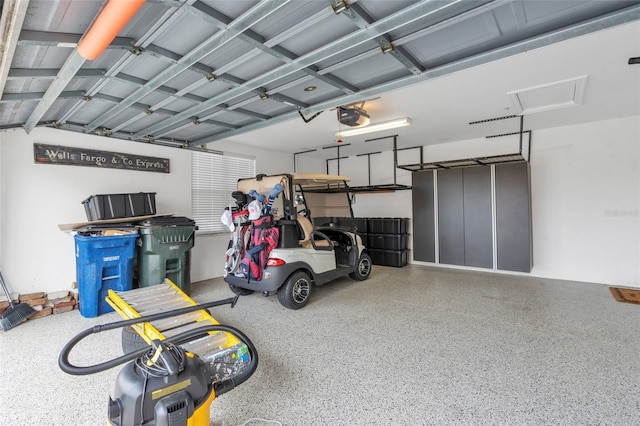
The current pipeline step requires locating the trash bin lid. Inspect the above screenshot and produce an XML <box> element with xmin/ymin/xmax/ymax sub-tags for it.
<box><xmin>76</xmin><ymin>224</ymin><xmax>138</xmax><ymax>236</ymax></box>
<box><xmin>138</xmin><ymin>216</ymin><xmax>196</xmax><ymax>227</ymax></box>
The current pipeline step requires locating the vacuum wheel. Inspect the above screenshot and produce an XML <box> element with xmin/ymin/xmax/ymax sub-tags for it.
<box><xmin>121</xmin><ymin>326</ymin><xmax>149</xmax><ymax>354</ymax></box>
<box><xmin>277</xmin><ymin>271</ymin><xmax>312</xmax><ymax>310</ymax></box>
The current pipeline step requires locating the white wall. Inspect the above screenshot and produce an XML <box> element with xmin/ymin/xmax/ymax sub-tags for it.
<box><xmin>2</xmin><ymin>116</ymin><xmax>637</xmax><ymax>294</ymax></box>
<box><xmin>0</xmin><ymin>127</ymin><xmax>293</xmax><ymax>295</ymax></box>
<box><xmin>529</xmin><ymin>116</ymin><xmax>639</xmax><ymax>287</ymax></box>
<box><xmin>294</xmin><ymin>154</ymin><xmax>324</xmax><ymax>173</ymax></box>
<box><xmin>407</xmin><ymin>116</ymin><xmax>639</xmax><ymax>288</ymax></box>
<box><xmin>297</xmin><ymin>117</ymin><xmax>640</xmax><ymax>288</ymax></box>
<box><xmin>0</xmin><ymin>128</ymin><xmax>190</xmax><ymax>294</ymax></box>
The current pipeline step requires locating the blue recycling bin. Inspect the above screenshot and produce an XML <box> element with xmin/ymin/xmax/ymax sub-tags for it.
<box><xmin>74</xmin><ymin>233</ymin><xmax>138</xmax><ymax>318</ymax></box>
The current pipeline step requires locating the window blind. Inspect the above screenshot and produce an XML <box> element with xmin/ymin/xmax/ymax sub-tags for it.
<box><xmin>192</xmin><ymin>151</ymin><xmax>255</xmax><ymax>233</ymax></box>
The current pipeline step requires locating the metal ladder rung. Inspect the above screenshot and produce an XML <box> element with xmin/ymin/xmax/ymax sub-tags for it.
<box><xmin>117</xmin><ymin>283</ymin><xmax>173</xmax><ymax>297</ymax></box>
<box><xmin>161</xmin><ymin>320</ymin><xmax>213</xmax><ymax>338</ymax></box>
<box><xmin>134</xmin><ymin>299</ymin><xmax>192</xmax><ymax>316</ymax></box>
<box><xmin>122</xmin><ymin>291</ymin><xmax>182</xmax><ymax>305</ymax></box>
<box><xmin>121</xmin><ymin>286</ymin><xmax>178</xmax><ymax>302</ymax></box>
<box><xmin>181</xmin><ymin>332</ymin><xmax>228</xmax><ymax>355</ymax></box>
<box><xmin>129</xmin><ymin>297</ymin><xmax>190</xmax><ymax>312</ymax></box>
<box><xmin>152</xmin><ymin>311</ymin><xmax>203</xmax><ymax>331</ymax></box>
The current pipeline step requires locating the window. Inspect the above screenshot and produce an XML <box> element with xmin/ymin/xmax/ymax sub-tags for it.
<box><xmin>192</xmin><ymin>151</ymin><xmax>255</xmax><ymax>233</ymax></box>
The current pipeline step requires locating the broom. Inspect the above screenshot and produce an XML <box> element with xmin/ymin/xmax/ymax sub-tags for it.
<box><xmin>0</xmin><ymin>271</ymin><xmax>37</xmax><ymax>331</ymax></box>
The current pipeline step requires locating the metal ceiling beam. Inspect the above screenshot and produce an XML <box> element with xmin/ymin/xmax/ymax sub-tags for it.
<box><xmin>386</xmin><ymin>0</ymin><xmax>507</xmax><ymax>47</ymax></box>
<box><xmin>232</xmin><ymin>108</ymin><xmax>270</xmax><ymax>121</ymax></box>
<box><xmin>7</xmin><ymin>68</ymin><xmax>106</xmax><ymax>79</ymax></box>
<box><xmin>17</xmin><ymin>30</ymin><xmax>80</xmax><ymax>46</ymax></box>
<box><xmin>268</xmin><ymin>0</ymin><xmax>503</xmax><ymax>88</ymax></box>
<box><xmin>17</xmin><ymin>29</ymin><xmax>300</xmax><ymax>113</ymax></box>
<box><xmin>86</xmin><ymin>92</ymin><xmax>239</xmax><ymax>133</ymax></box>
<box><xmin>191</xmin><ymin>3</ymin><xmax>640</xmax><ymax>146</ymax></box>
<box><xmin>134</xmin><ymin>0</ymin><xmax>463</xmax><ymax>140</ymax></box>
<box><xmin>0</xmin><ymin>0</ymin><xmax>30</xmax><ymax>100</ymax></box>
<box><xmin>189</xmin><ymin>1</ymin><xmax>359</xmax><ymax>95</ymax></box>
<box><xmin>150</xmin><ymin>95</ymin><xmax>277</xmax><ymax>137</ymax></box>
<box><xmin>239</xmin><ymin>0</ymin><xmax>497</xmax><ymax>102</ymax></box>
<box><xmin>129</xmin><ymin>1</ymin><xmax>352</xmax><ymax>137</ymax></box>
<box><xmin>129</xmin><ymin>52</ymin><xmax>284</xmax><ymax>121</ymax></box>
<box><xmin>113</xmin><ymin>72</ymin><xmax>270</xmax><ymax>122</ymax></box>
<box><xmin>150</xmin><ymin>104</ymin><xmax>270</xmax><ymax>139</ymax></box>
<box><xmin>18</xmin><ymin>29</ymin><xmax>315</xmax><ymax>90</ymax></box>
<box><xmin>266</xmin><ymin>93</ymin><xmax>309</xmax><ymax>109</ymax></box>
<box><xmin>24</xmin><ymin>50</ymin><xmax>85</xmax><ymax>133</ymax></box>
<box><xmin>88</xmin><ymin>1</ymin><xmax>316</xmax><ymax>136</ymax></box>
<box><xmin>265</xmin><ymin>0</ymin><xmax>508</xmax><ymax>96</ymax></box>
<box><xmin>84</xmin><ymin>0</ymin><xmax>291</xmax><ymax>134</ymax></box>
<box><xmin>115</xmin><ymin>72</ymin><xmax>217</xmax><ymax>107</ymax></box>
<box><xmin>142</xmin><ymin>43</ymin><xmax>242</xmax><ymax>82</ymax></box>
<box><xmin>59</xmin><ymin>121</ymin><xmax>192</xmax><ymax>147</ymax></box>
<box><xmin>18</xmin><ymin>30</ymin><xmax>133</xmax><ymax>49</ymax></box>
<box><xmin>0</xmin><ymin>90</ymin><xmax>84</xmax><ymax>102</ymax></box>
<box><xmin>16</xmin><ymin>2</ymin><xmax>343</xmax><ymax>133</ymax></box>
<box><xmin>57</xmin><ymin>0</ymin><xmax>198</xmax><ymax>125</ymax></box>
<box><xmin>338</xmin><ymin>1</ymin><xmax>425</xmax><ymax>75</ymax></box>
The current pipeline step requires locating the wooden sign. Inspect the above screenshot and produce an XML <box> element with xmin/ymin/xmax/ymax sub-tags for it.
<box><xmin>34</xmin><ymin>143</ymin><xmax>170</xmax><ymax>173</ymax></box>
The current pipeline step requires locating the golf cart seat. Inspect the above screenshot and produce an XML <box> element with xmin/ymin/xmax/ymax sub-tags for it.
<box><xmin>297</xmin><ymin>214</ymin><xmax>330</xmax><ymax>249</ymax></box>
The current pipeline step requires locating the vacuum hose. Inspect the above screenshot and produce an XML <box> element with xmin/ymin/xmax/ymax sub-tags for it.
<box><xmin>58</xmin><ymin>298</ymin><xmax>258</xmax><ymax>397</ymax></box>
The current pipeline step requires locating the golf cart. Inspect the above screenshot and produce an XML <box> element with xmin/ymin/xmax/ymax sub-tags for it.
<box><xmin>222</xmin><ymin>173</ymin><xmax>371</xmax><ymax>309</ymax></box>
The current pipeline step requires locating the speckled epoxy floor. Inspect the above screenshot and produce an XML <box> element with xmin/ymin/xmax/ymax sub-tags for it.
<box><xmin>1</xmin><ymin>264</ymin><xmax>639</xmax><ymax>425</ymax></box>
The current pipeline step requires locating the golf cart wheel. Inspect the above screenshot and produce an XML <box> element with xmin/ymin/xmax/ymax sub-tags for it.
<box><xmin>122</xmin><ymin>326</ymin><xmax>149</xmax><ymax>354</ymax></box>
<box><xmin>277</xmin><ymin>271</ymin><xmax>312</xmax><ymax>309</ymax></box>
<box><xmin>350</xmin><ymin>253</ymin><xmax>372</xmax><ymax>281</ymax></box>
<box><xmin>228</xmin><ymin>284</ymin><xmax>254</xmax><ymax>296</ymax></box>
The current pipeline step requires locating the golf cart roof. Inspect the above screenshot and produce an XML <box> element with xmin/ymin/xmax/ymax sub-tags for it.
<box><xmin>237</xmin><ymin>173</ymin><xmax>349</xmax><ymax>195</ymax></box>
<box><xmin>292</xmin><ymin>173</ymin><xmax>350</xmax><ymax>185</ymax></box>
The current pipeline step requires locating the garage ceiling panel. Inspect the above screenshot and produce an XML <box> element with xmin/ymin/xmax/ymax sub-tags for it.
<box><xmin>0</xmin><ymin>0</ymin><xmax>637</xmax><ymax>149</ymax></box>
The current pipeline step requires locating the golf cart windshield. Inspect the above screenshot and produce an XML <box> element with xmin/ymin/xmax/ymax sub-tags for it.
<box><xmin>236</xmin><ymin>173</ymin><xmax>352</xmax><ymax>220</ymax></box>
<box><xmin>294</xmin><ymin>173</ymin><xmax>352</xmax><ymax>220</ymax></box>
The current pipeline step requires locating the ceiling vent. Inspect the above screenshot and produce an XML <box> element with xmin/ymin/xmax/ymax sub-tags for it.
<box><xmin>337</xmin><ymin>106</ymin><xmax>370</xmax><ymax>127</ymax></box>
<box><xmin>508</xmin><ymin>75</ymin><xmax>588</xmax><ymax>115</ymax></box>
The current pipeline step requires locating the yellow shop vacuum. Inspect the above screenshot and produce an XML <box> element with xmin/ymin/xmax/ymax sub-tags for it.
<box><xmin>59</xmin><ymin>290</ymin><xmax>257</xmax><ymax>426</ymax></box>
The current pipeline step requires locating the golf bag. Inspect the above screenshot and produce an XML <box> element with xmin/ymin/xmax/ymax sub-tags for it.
<box><xmin>224</xmin><ymin>209</ymin><xmax>251</xmax><ymax>277</ymax></box>
<box><xmin>240</xmin><ymin>215</ymin><xmax>279</xmax><ymax>281</ymax></box>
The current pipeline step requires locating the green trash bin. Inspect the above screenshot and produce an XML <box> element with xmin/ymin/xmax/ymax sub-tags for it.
<box><xmin>137</xmin><ymin>216</ymin><xmax>196</xmax><ymax>294</ymax></box>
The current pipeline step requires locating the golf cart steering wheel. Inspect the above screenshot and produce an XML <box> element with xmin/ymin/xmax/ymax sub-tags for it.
<box><xmin>310</xmin><ymin>231</ymin><xmax>333</xmax><ymax>251</ymax></box>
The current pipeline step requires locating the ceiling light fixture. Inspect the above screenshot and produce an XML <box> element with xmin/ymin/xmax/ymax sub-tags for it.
<box><xmin>335</xmin><ymin>117</ymin><xmax>411</xmax><ymax>138</ymax></box>
<box><xmin>304</xmin><ymin>86</ymin><xmax>316</xmax><ymax>92</ymax></box>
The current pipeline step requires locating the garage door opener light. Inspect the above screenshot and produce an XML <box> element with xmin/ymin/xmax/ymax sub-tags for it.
<box><xmin>335</xmin><ymin>117</ymin><xmax>411</xmax><ymax>138</ymax></box>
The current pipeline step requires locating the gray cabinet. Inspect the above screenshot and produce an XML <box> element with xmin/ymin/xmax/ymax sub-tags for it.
<box><xmin>437</xmin><ymin>169</ymin><xmax>465</xmax><ymax>265</ymax></box>
<box><xmin>411</xmin><ymin>162</ymin><xmax>532</xmax><ymax>273</ymax></box>
<box><xmin>411</xmin><ymin>171</ymin><xmax>435</xmax><ymax>262</ymax></box>
<box><xmin>462</xmin><ymin>166</ymin><xmax>493</xmax><ymax>268</ymax></box>
<box><xmin>495</xmin><ymin>163</ymin><xmax>532</xmax><ymax>272</ymax></box>
<box><xmin>437</xmin><ymin>167</ymin><xmax>492</xmax><ymax>268</ymax></box>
